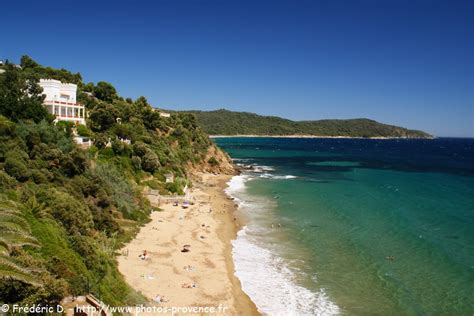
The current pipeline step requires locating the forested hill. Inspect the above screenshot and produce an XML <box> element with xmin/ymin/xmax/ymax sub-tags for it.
<box><xmin>187</xmin><ymin>109</ymin><xmax>433</xmax><ymax>138</ymax></box>
<box><xmin>0</xmin><ymin>57</ymin><xmax>231</xmax><ymax>306</ymax></box>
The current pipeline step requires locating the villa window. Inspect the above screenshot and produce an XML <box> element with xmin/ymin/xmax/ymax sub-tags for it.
<box><xmin>60</xmin><ymin>94</ymin><xmax>70</xmax><ymax>102</ymax></box>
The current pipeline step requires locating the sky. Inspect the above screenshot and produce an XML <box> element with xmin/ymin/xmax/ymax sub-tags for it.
<box><xmin>1</xmin><ymin>0</ymin><xmax>473</xmax><ymax>137</ymax></box>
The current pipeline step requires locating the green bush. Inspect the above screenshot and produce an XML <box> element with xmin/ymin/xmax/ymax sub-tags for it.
<box><xmin>132</xmin><ymin>141</ymin><xmax>148</xmax><ymax>157</ymax></box>
<box><xmin>141</xmin><ymin>150</ymin><xmax>160</xmax><ymax>173</ymax></box>
<box><xmin>56</xmin><ymin>121</ymin><xmax>75</xmax><ymax>136</ymax></box>
<box><xmin>76</xmin><ymin>124</ymin><xmax>93</xmax><ymax>137</ymax></box>
<box><xmin>31</xmin><ymin>169</ymin><xmax>49</xmax><ymax>184</ymax></box>
<box><xmin>36</xmin><ymin>188</ymin><xmax>94</xmax><ymax>235</ymax></box>
<box><xmin>131</xmin><ymin>156</ymin><xmax>141</xmax><ymax>170</ymax></box>
<box><xmin>0</xmin><ymin>115</ymin><xmax>15</xmax><ymax>136</ymax></box>
<box><xmin>208</xmin><ymin>156</ymin><xmax>219</xmax><ymax>166</ymax></box>
<box><xmin>112</xmin><ymin>139</ymin><xmax>125</xmax><ymax>154</ymax></box>
<box><xmin>61</xmin><ymin>149</ymin><xmax>88</xmax><ymax>177</ymax></box>
<box><xmin>0</xmin><ymin>170</ymin><xmax>17</xmax><ymax>190</ymax></box>
<box><xmin>4</xmin><ymin>153</ymin><xmax>30</xmax><ymax>182</ymax></box>
<box><xmin>143</xmin><ymin>179</ymin><xmax>160</xmax><ymax>190</ymax></box>
<box><xmin>165</xmin><ymin>181</ymin><xmax>180</xmax><ymax>194</ymax></box>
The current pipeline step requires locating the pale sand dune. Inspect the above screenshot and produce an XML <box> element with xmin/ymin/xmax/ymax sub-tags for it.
<box><xmin>117</xmin><ymin>173</ymin><xmax>259</xmax><ymax>315</ymax></box>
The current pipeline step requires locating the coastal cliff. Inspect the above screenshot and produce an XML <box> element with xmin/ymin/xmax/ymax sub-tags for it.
<box><xmin>0</xmin><ymin>57</ymin><xmax>234</xmax><ymax>306</ymax></box>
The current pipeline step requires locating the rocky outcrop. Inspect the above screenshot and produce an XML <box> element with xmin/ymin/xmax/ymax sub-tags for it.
<box><xmin>188</xmin><ymin>145</ymin><xmax>236</xmax><ymax>175</ymax></box>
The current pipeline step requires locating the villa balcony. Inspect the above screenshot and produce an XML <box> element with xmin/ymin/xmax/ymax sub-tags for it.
<box><xmin>57</xmin><ymin>114</ymin><xmax>84</xmax><ymax>119</ymax></box>
<box><xmin>43</xmin><ymin>99</ymin><xmax>84</xmax><ymax>107</ymax></box>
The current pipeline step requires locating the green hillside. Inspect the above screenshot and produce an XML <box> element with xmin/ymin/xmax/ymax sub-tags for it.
<box><xmin>187</xmin><ymin>109</ymin><xmax>433</xmax><ymax>138</ymax></box>
<box><xmin>0</xmin><ymin>57</ymin><xmax>229</xmax><ymax>306</ymax></box>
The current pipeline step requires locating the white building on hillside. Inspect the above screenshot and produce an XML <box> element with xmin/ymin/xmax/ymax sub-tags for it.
<box><xmin>38</xmin><ymin>79</ymin><xmax>86</xmax><ymax>125</ymax></box>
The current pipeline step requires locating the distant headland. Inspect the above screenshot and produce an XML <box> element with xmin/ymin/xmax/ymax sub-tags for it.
<box><xmin>185</xmin><ymin>109</ymin><xmax>433</xmax><ymax>139</ymax></box>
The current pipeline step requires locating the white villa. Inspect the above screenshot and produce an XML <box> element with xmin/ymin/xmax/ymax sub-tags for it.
<box><xmin>38</xmin><ymin>79</ymin><xmax>86</xmax><ymax>125</ymax></box>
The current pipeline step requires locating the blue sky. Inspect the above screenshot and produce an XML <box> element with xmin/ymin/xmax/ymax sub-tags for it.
<box><xmin>2</xmin><ymin>0</ymin><xmax>473</xmax><ymax>136</ymax></box>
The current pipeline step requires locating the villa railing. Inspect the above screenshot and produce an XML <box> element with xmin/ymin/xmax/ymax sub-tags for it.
<box><xmin>57</xmin><ymin>114</ymin><xmax>85</xmax><ymax>118</ymax></box>
<box><xmin>44</xmin><ymin>100</ymin><xmax>84</xmax><ymax>107</ymax></box>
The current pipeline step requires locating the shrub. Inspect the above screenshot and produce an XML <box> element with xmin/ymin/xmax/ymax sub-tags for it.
<box><xmin>131</xmin><ymin>156</ymin><xmax>141</xmax><ymax>170</ymax></box>
<box><xmin>112</xmin><ymin>139</ymin><xmax>125</xmax><ymax>155</ymax></box>
<box><xmin>0</xmin><ymin>170</ymin><xmax>17</xmax><ymax>190</ymax></box>
<box><xmin>4</xmin><ymin>152</ymin><xmax>30</xmax><ymax>182</ymax></box>
<box><xmin>99</xmin><ymin>147</ymin><xmax>115</xmax><ymax>159</ymax></box>
<box><xmin>76</xmin><ymin>124</ymin><xmax>93</xmax><ymax>137</ymax></box>
<box><xmin>0</xmin><ymin>115</ymin><xmax>15</xmax><ymax>136</ymax></box>
<box><xmin>143</xmin><ymin>179</ymin><xmax>160</xmax><ymax>190</ymax></box>
<box><xmin>208</xmin><ymin>156</ymin><xmax>219</xmax><ymax>166</ymax></box>
<box><xmin>61</xmin><ymin>149</ymin><xmax>88</xmax><ymax>177</ymax></box>
<box><xmin>141</xmin><ymin>150</ymin><xmax>160</xmax><ymax>173</ymax></box>
<box><xmin>93</xmin><ymin>134</ymin><xmax>108</xmax><ymax>149</ymax></box>
<box><xmin>132</xmin><ymin>141</ymin><xmax>148</xmax><ymax>157</ymax></box>
<box><xmin>56</xmin><ymin>121</ymin><xmax>75</xmax><ymax>136</ymax></box>
<box><xmin>165</xmin><ymin>181</ymin><xmax>180</xmax><ymax>194</ymax></box>
<box><xmin>36</xmin><ymin>188</ymin><xmax>94</xmax><ymax>235</ymax></box>
<box><xmin>31</xmin><ymin>169</ymin><xmax>49</xmax><ymax>184</ymax></box>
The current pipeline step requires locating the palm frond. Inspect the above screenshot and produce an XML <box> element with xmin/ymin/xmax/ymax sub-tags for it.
<box><xmin>0</xmin><ymin>232</ymin><xmax>39</xmax><ymax>249</ymax></box>
<box><xmin>0</xmin><ymin>262</ymin><xmax>42</xmax><ymax>287</ymax></box>
<box><xmin>0</xmin><ymin>214</ymin><xmax>31</xmax><ymax>233</ymax></box>
<box><xmin>0</xmin><ymin>207</ymin><xmax>22</xmax><ymax>215</ymax></box>
<box><xmin>0</xmin><ymin>242</ymin><xmax>8</xmax><ymax>255</ymax></box>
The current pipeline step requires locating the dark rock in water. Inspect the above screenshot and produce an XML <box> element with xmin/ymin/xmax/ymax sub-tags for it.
<box><xmin>445</xmin><ymin>235</ymin><xmax>459</xmax><ymax>239</ymax></box>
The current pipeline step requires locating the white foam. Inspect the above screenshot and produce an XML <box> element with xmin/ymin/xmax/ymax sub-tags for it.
<box><xmin>225</xmin><ymin>175</ymin><xmax>252</xmax><ymax>196</ymax></box>
<box><xmin>232</xmin><ymin>228</ymin><xmax>340</xmax><ymax>316</ymax></box>
<box><xmin>259</xmin><ymin>173</ymin><xmax>298</xmax><ymax>180</ymax></box>
<box><xmin>252</xmin><ymin>165</ymin><xmax>275</xmax><ymax>173</ymax></box>
<box><xmin>226</xmin><ymin>174</ymin><xmax>340</xmax><ymax>315</ymax></box>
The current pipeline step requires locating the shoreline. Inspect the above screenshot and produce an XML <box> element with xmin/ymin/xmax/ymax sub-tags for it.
<box><xmin>117</xmin><ymin>172</ymin><xmax>259</xmax><ymax>315</ymax></box>
<box><xmin>210</xmin><ymin>134</ymin><xmax>434</xmax><ymax>139</ymax></box>
<box><xmin>212</xmin><ymin>175</ymin><xmax>258</xmax><ymax>314</ymax></box>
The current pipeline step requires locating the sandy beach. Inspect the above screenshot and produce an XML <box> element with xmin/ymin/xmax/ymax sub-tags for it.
<box><xmin>117</xmin><ymin>173</ymin><xmax>259</xmax><ymax>315</ymax></box>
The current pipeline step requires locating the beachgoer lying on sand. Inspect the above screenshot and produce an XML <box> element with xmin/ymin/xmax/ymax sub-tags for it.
<box><xmin>184</xmin><ymin>265</ymin><xmax>195</xmax><ymax>271</ymax></box>
<box><xmin>143</xmin><ymin>274</ymin><xmax>155</xmax><ymax>280</ymax></box>
<box><xmin>181</xmin><ymin>282</ymin><xmax>198</xmax><ymax>288</ymax></box>
<box><xmin>199</xmin><ymin>235</ymin><xmax>206</xmax><ymax>239</ymax></box>
<box><xmin>139</xmin><ymin>250</ymin><xmax>149</xmax><ymax>260</ymax></box>
<box><xmin>153</xmin><ymin>294</ymin><xmax>169</xmax><ymax>303</ymax></box>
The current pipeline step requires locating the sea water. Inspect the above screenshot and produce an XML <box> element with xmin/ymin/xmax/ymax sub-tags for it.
<box><xmin>217</xmin><ymin>137</ymin><xmax>474</xmax><ymax>316</ymax></box>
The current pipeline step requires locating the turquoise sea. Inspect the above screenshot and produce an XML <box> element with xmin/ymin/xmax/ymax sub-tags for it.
<box><xmin>216</xmin><ymin>137</ymin><xmax>474</xmax><ymax>316</ymax></box>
